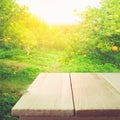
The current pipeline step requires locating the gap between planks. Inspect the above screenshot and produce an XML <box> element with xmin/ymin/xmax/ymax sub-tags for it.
<box><xmin>69</xmin><ymin>73</ymin><xmax>76</xmax><ymax>116</ymax></box>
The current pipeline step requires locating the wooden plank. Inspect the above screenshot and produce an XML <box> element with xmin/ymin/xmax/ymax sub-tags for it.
<box><xmin>71</xmin><ymin>73</ymin><xmax>120</xmax><ymax>116</ymax></box>
<box><xmin>12</xmin><ymin>73</ymin><xmax>74</xmax><ymax>117</ymax></box>
<box><xmin>99</xmin><ymin>73</ymin><xmax>120</xmax><ymax>93</ymax></box>
<box><xmin>20</xmin><ymin>116</ymin><xmax>120</xmax><ymax>120</ymax></box>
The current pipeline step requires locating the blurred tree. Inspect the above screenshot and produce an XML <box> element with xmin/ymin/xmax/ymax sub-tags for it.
<box><xmin>74</xmin><ymin>0</ymin><xmax>120</xmax><ymax>54</ymax></box>
<box><xmin>0</xmin><ymin>0</ymin><xmax>20</xmax><ymax>48</ymax></box>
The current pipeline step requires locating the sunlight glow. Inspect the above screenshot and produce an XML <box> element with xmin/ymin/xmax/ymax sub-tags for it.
<box><xmin>16</xmin><ymin>0</ymin><xmax>100</xmax><ymax>25</ymax></box>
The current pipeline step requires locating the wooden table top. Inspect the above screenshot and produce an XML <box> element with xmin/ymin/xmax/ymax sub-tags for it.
<box><xmin>12</xmin><ymin>73</ymin><xmax>120</xmax><ymax>117</ymax></box>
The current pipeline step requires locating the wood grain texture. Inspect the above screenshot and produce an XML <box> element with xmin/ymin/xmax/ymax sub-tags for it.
<box><xmin>71</xmin><ymin>73</ymin><xmax>120</xmax><ymax>116</ymax></box>
<box><xmin>12</xmin><ymin>73</ymin><xmax>73</xmax><ymax>116</ymax></box>
<box><xmin>99</xmin><ymin>73</ymin><xmax>120</xmax><ymax>93</ymax></box>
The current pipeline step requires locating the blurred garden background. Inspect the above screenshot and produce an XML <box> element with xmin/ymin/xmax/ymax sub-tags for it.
<box><xmin>0</xmin><ymin>0</ymin><xmax>120</xmax><ymax>119</ymax></box>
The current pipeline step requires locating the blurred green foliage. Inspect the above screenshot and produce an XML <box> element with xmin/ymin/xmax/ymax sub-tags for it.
<box><xmin>0</xmin><ymin>0</ymin><xmax>120</xmax><ymax>119</ymax></box>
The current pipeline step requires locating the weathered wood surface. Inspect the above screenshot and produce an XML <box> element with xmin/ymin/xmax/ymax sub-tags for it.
<box><xmin>71</xmin><ymin>73</ymin><xmax>120</xmax><ymax>116</ymax></box>
<box><xmin>99</xmin><ymin>73</ymin><xmax>120</xmax><ymax>92</ymax></box>
<box><xmin>12</xmin><ymin>73</ymin><xmax>74</xmax><ymax>116</ymax></box>
<box><xmin>12</xmin><ymin>73</ymin><xmax>120</xmax><ymax>120</ymax></box>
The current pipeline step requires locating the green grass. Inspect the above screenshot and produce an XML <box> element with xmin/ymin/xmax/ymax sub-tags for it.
<box><xmin>62</xmin><ymin>55</ymin><xmax>120</xmax><ymax>72</ymax></box>
<box><xmin>0</xmin><ymin>48</ymin><xmax>120</xmax><ymax>120</ymax></box>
